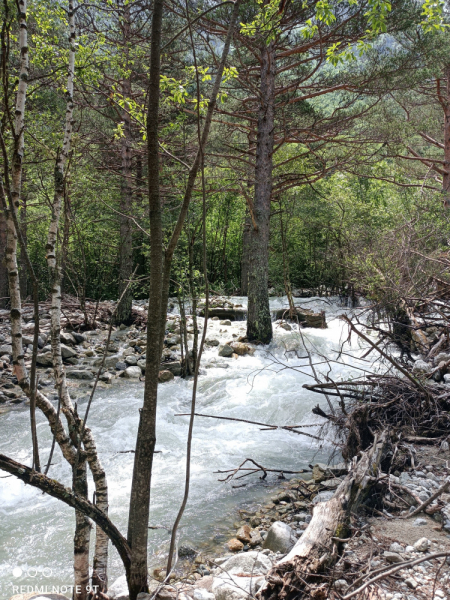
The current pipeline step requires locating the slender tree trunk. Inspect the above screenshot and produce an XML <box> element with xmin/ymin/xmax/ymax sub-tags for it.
<box><xmin>19</xmin><ymin>179</ymin><xmax>28</xmax><ymax>299</ymax></box>
<box><xmin>0</xmin><ymin>209</ymin><xmax>8</xmax><ymax>308</ymax></box>
<box><xmin>126</xmin><ymin>0</ymin><xmax>164</xmax><ymax>596</ymax></box>
<box><xmin>443</xmin><ymin>68</ymin><xmax>450</xmax><ymax>206</ymax></box>
<box><xmin>246</xmin><ymin>42</ymin><xmax>275</xmax><ymax>343</ymax></box>
<box><xmin>116</xmin><ymin>4</ymin><xmax>133</xmax><ymax>324</ymax></box>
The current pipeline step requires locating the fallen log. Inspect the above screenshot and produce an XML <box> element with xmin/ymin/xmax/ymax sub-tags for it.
<box><xmin>260</xmin><ymin>432</ymin><xmax>389</xmax><ymax>600</ymax></box>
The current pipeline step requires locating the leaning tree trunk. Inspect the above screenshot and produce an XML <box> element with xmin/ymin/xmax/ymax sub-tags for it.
<box><xmin>246</xmin><ymin>42</ymin><xmax>275</xmax><ymax>344</ymax></box>
<box><xmin>261</xmin><ymin>432</ymin><xmax>389</xmax><ymax>600</ymax></box>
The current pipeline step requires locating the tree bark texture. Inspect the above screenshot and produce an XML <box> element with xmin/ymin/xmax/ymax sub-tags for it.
<box><xmin>0</xmin><ymin>208</ymin><xmax>8</xmax><ymax>308</ymax></box>
<box><xmin>126</xmin><ymin>0</ymin><xmax>164</xmax><ymax>597</ymax></box>
<box><xmin>117</xmin><ymin>4</ymin><xmax>133</xmax><ymax>325</ymax></box>
<box><xmin>443</xmin><ymin>68</ymin><xmax>450</xmax><ymax>206</ymax></box>
<box><xmin>246</xmin><ymin>42</ymin><xmax>275</xmax><ymax>344</ymax></box>
<box><xmin>261</xmin><ymin>432</ymin><xmax>389</xmax><ymax>600</ymax></box>
<box><xmin>240</xmin><ymin>209</ymin><xmax>251</xmax><ymax>295</ymax></box>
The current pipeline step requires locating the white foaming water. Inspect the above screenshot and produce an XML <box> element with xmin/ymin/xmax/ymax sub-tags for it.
<box><xmin>0</xmin><ymin>296</ymin><xmax>368</xmax><ymax>596</ymax></box>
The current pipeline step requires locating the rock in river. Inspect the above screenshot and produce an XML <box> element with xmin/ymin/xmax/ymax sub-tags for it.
<box><xmin>262</xmin><ymin>521</ymin><xmax>296</xmax><ymax>553</ymax></box>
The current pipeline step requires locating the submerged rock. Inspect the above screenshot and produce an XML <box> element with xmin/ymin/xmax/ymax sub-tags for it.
<box><xmin>159</xmin><ymin>369</ymin><xmax>174</xmax><ymax>382</ymax></box>
<box><xmin>218</xmin><ymin>344</ymin><xmax>233</xmax><ymax>357</ymax></box>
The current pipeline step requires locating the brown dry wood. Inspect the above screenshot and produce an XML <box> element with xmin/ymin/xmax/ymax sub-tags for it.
<box><xmin>174</xmin><ymin>412</ymin><xmax>322</xmax><ymax>440</ymax></box>
<box><xmin>261</xmin><ymin>432</ymin><xmax>389</xmax><ymax>600</ymax></box>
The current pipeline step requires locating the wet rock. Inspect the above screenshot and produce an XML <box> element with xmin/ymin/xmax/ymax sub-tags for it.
<box><xmin>199</xmin><ymin>307</ymin><xmax>247</xmax><ymax>321</ymax></box>
<box><xmin>125</xmin><ymin>355</ymin><xmax>138</xmax><ymax>366</ymax></box>
<box><xmin>227</xmin><ymin>538</ymin><xmax>244</xmax><ymax>552</ymax></box>
<box><xmin>60</xmin><ymin>344</ymin><xmax>77</xmax><ymax>359</ymax></box>
<box><xmin>67</xmin><ymin>369</ymin><xmax>94</xmax><ymax>380</ymax></box>
<box><xmin>220</xmin><ymin>320</ymin><xmax>231</xmax><ymax>326</ymax></box>
<box><xmin>179</xmin><ymin>544</ymin><xmax>197</xmax><ymax>558</ymax></box>
<box><xmin>218</xmin><ymin>344</ymin><xmax>233</xmax><ymax>358</ymax></box>
<box><xmin>279</xmin><ymin>323</ymin><xmax>292</xmax><ymax>331</ymax></box>
<box><xmin>124</xmin><ymin>366</ymin><xmax>142</xmax><ymax>378</ymax></box>
<box><xmin>262</xmin><ymin>521</ymin><xmax>296</xmax><ymax>553</ymax></box>
<box><xmin>100</xmin><ymin>372</ymin><xmax>114</xmax><ymax>383</ymax></box>
<box><xmin>137</xmin><ymin>358</ymin><xmax>146</xmax><ymax>369</ymax></box>
<box><xmin>413</xmin><ymin>537</ymin><xmax>430</xmax><ymax>552</ymax></box>
<box><xmin>115</xmin><ymin>361</ymin><xmax>127</xmax><ymax>371</ymax></box>
<box><xmin>162</xmin><ymin>361</ymin><xmax>182</xmax><ymax>376</ymax></box>
<box><xmin>273</xmin><ymin>307</ymin><xmax>326</xmax><ymax>328</ymax></box>
<box><xmin>159</xmin><ymin>370</ymin><xmax>174</xmax><ymax>382</ymax></box>
<box><xmin>236</xmin><ymin>525</ymin><xmax>251</xmax><ymax>544</ymax></box>
<box><xmin>72</xmin><ymin>332</ymin><xmax>86</xmax><ymax>344</ymax></box>
<box><xmin>229</xmin><ymin>342</ymin><xmax>254</xmax><ymax>356</ymax></box>
<box><xmin>166</xmin><ymin>335</ymin><xmax>181</xmax><ymax>347</ymax></box>
<box><xmin>0</xmin><ymin>344</ymin><xmax>12</xmax><ymax>356</ymax></box>
<box><xmin>94</xmin><ymin>354</ymin><xmax>121</xmax><ymax>368</ymax></box>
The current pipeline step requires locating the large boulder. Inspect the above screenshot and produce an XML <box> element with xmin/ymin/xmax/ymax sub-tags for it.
<box><xmin>60</xmin><ymin>331</ymin><xmax>76</xmax><ymax>345</ymax></box>
<box><xmin>107</xmin><ymin>574</ymin><xmax>129</xmax><ymax>600</ymax></box>
<box><xmin>273</xmin><ymin>307</ymin><xmax>326</xmax><ymax>328</ymax></box>
<box><xmin>262</xmin><ymin>521</ymin><xmax>296</xmax><ymax>553</ymax></box>
<box><xmin>159</xmin><ymin>370</ymin><xmax>174</xmax><ymax>382</ymax></box>
<box><xmin>212</xmin><ymin>573</ymin><xmax>264</xmax><ymax>600</ymax></box>
<box><xmin>220</xmin><ymin>551</ymin><xmax>272</xmax><ymax>575</ymax></box>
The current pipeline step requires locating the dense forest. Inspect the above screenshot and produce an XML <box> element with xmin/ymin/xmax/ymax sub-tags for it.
<box><xmin>2</xmin><ymin>0</ymin><xmax>450</xmax><ymax>600</ymax></box>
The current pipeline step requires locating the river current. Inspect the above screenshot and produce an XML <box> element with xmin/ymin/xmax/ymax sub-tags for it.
<box><xmin>0</xmin><ymin>296</ymin><xmax>369</xmax><ymax>598</ymax></box>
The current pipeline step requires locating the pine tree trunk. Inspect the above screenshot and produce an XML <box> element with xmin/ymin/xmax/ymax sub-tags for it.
<box><xmin>246</xmin><ymin>42</ymin><xmax>275</xmax><ymax>343</ymax></box>
<box><xmin>19</xmin><ymin>185</ymin><xmax>28</xmax><ymax>299</ymax></box>
<box><xmin>241</xmin><ymin>210</ymin><xmax>251</xmax><ymax>296</ymax></box>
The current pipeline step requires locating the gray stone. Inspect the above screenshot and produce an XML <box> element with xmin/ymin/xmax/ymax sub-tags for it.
<box><xmin>159</xmin><ymin>370</ymin><xmax>174</xmax><ymax>382</ymax></box>
<box><xmin>279</xmin><ymin>323</ymin><xmax>292</xmax><ymax>331</ymax></box>
<box><xmin>66</xmin><ymin>369</ymin><xmax>94</xmax><ymax>380</ymax></box>
<box><xmin>124</xmin><ymin>366</ymin><xmax>142</xmax><ymax>378</ymax></box>
<box><xmin>389</xmin><ymin>542</ymin><xmax>405</xmax><ymax>553</ymax></box>
<box><xmin>166</xmin><ymin>335</ymin><xmax>181</xmax><ymax>347</ymax></box>
<box><xmin>72</xmin><ymin>332</ymin><xmax>86</xmax><ymax>344</ymax></box>
<box><xmin>116</xmin><ymin>361</ymin><xmax>127</xmax><ymax>371</ymax></box>
<box><xmin>193</xmin><ymin>589</ymin><xmax>215</xmax><ymax>600</ymax></box>
<box><xmin>405</xmin><ymin>578</ymin><xmax>418</xmax><ymax>590</ymax></box>
<box><xmin>0</xmin><ymin>344</ymin><xmax>12</xmax><ymax>356</ymax></box>
<box><xmin>212</xmin><ymin>573</ymin><xmax>264</xmax><ymax>600</ymax></box>
<box><xmin>22</xmin><ymin>335</ymin><xmax>33</xmax><ymax>345</ymax></box>
<box><xmin>125</xmin><ymin>355</ymin><xmax>138</xmax><ymax>366</ymax></box>
<box><xmin>418</xmin><ymin>491</ymin><xmax>429</xmax><ymax>502</ymax></box>
<box><xmin>220</xmin><ymin>320</ymin><xmax>232</xmax><ymax>326</ymax></box>
<box><xmin>412</xmin><ymin>359</ymin><xmax>432</xmax><ymax>374</ymax></box>
<box><xmin>312</xmin><ymin>491</ymin><xmax>335</xmax><ymax>504</ymax></box>
<box><xmin>163</xmin><ymin>361</ymin><xmax>182</xmax><ymax>376</ymax></box>
<box><xmin>334</xmin><ymin>580</ymin><xmax>348</xmax><ymax>592</ymax></box>
<box><xmin>94</xmin><ymin>354</ymin><xmax>121</xmax><ymax>368</ymax></box>
<box><xmin>99</xmin><ymin>372</ymin><xmax>114</xmax><ymax>383</ymax></box>
<box><xmin>413</xmin><ymin>518</ymin><xmax>427</xmax><ymax>526</ymax></box>
<box><xmin>60</xmin><ymin>331</ymin><xmax>76</xmax><ymax>345</ymax></box>
<box><xmin>36</xmin><ymin>352</ymin><xmax>53</xmax><ymax>366</ymax></box>
<box><xmin>220</xmin><ymin>551</ymin><xmax>272</xmax><ymax>575</ymax></box>
<box><xmin>262</xmin><ymin>521</ymin><xmax>296</xmax><ymax>554</ymax></box>
<box><xmin>384</xmin><ymin>551</ymin><xmax>403</xmax><ymax>563</ymax></box>
<box><xmin>413</xmin><ymin>537</ymin><xmax>430</xmax><ymax>552</ymax></box>
<box><xmin>218</xmin><ymin>344</ymin><xmax>233</xmax><ymax>358</ymax></box>
<box><xmin>137</xmin><ymin>358</ymin><xmax>146</xmax><ymax>369</ymax></box>
<box><xmin>60</xmin><ymin>344</ymin><xmax>77</xmax><ymax>359</ymax></box>
<box><xmin>206</xmin><ymin>338</ymin><xmax>220</xmax><ymax>347</ymax></box>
